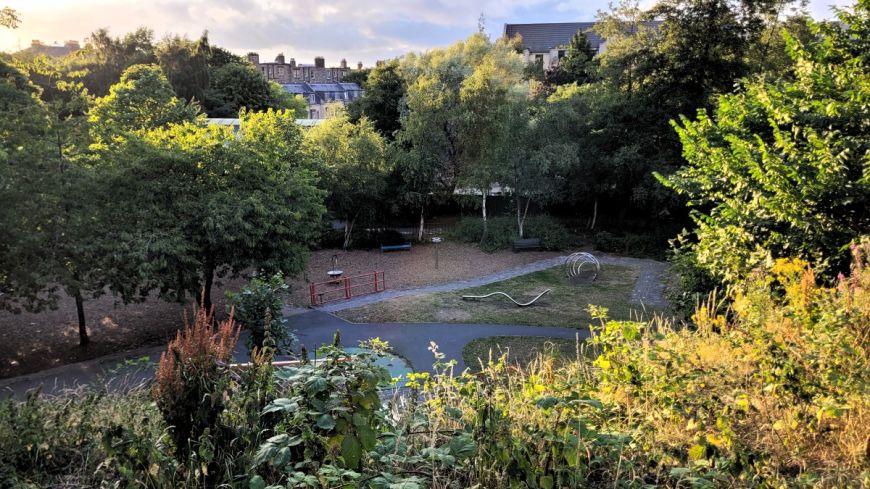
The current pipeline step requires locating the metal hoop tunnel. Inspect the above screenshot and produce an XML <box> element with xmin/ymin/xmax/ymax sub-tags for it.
<box><xmin>564</xmin><ymin>252</ymin><xmax>600</xmax><ymax>282</ymax></box>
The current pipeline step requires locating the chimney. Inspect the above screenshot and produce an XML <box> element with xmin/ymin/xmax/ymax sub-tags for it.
<box><xmin>314</xmin><ymin>56</ymin><xmax>325</xmax><ymax>68</ymax></box>
<box><xmin>357</xmin><ymin>61</ymin><xmax>363</xmax><ymax>70</ymax></box>
<box><xmin>289</xmin><ymin>57</ymin><xmax>296</xmax><ymax>68</ymax></box>
<box><xmin>340</xmin><ymin>58</ymin><xmax>347</xmax><ymax>69</ymax></box>
<box><xmin>275</xmin><ymin>53</ymin><xmax>285</xmax><ymax>64</ymax></box>
<box><xmin>64</xmin><ymin>40</ymin><xmax>80</xmax><ymax>50</ymax></box>
<box><xmin>31</xmin><ymin>40</ymin><xmax>43</xmax><ymax>47</ymax></box>
<box><xmin>247</xmin><ymin>52</ymin><xmax>260</xmax><ymax>65</ymax></box>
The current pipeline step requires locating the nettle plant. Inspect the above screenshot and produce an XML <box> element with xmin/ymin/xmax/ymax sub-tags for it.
<box><xmin>249</xmin><ymin>335</ymin><xmax>392</xmax><ymax>488</ymax></box>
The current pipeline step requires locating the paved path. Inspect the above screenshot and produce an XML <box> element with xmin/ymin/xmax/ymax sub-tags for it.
<box><xmin>0</xmin><ymin>311</ymin><xmax>587</xmax><ymax>400</ymax></box>
<box><xmin>302</xmin><ymin>253</ymin><xmax>668</xmax><ymax>313</ymax></box>
<box><xmin>0</xmin><ymin>253</ymin><xmax>666</xmax><ymax>400</ymax></box>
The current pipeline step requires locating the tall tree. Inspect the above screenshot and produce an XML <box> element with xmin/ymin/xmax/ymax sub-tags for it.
<box><xmin>156</xmin><ymin>32</ymin><xmax>210</xmax><ymax>103</ymax></box>
<box><xmin>303</xmin><ymin>113</ymin><xmax>388</xmax><ymax>249</ymax></box>
<box><xmin>659</xmin><ymin>2</ymin><xmax>870</xmax><ymax>283</ymax></box>
<box><xmin>204</xmin><ymin>62</ymin><xmax>278</xmax><ymax>117</ymax></box>
<box><xmin>113</xmin><ymin>110</ymin><xmax>325</xmax><ymax>309</ymax></box>
<box><xmin>66</xmin><ymin>27</ymin><xmax>157</xmax><ymax>97</ymax></box>
<box><xmin>548</xmin><ymin>29</ymin><xmax>598</xmax><ymax>86</ymax></box>
<box><xmin>347</xmin><ymin>60</ymin><xmax>405</xmax><ymax>138</ymax></box>
<box><xmin>0</xmin><ymin>59</ymin><xmax>111</xmax><ymax>346</ymax></box>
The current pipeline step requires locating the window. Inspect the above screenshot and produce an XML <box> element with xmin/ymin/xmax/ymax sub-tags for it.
<box><xmin>558</xmin><ymin>50</ymin><xmax>566</xmax><ymax>59</ymax></box>
<box><xmin>534</xmin><ymin>54</ymin><xmax>543</xmax><ymax>63</ymax></box>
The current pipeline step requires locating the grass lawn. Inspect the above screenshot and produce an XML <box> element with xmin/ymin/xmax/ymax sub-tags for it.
<box><xmin>462</xmin><ymin>335</ymin><xmax>592</xmax><ymax>372</ymax></box>
<box><xmin>337</xmin><ymin>264</ymin><xmax>658</xmax><ymax>328</ymax></box>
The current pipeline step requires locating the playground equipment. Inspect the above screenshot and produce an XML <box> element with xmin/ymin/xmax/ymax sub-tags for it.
<box><xmin>310</xmin><ymin>271</ymin><xmax>385</xmax><ymax>306</ymax></box>
<box><xmin>461</xmin><ymin>289</ymin><xmax>551</xmax><ymax>307</ymax></box>
<box><xmin>327</xmin><ymin>254</ymin><xmax>343</xmax><ymax>283</ymax></box>
<box><xmin>565</xmin><ymin>252</ymin><xmax>600</xmax><ymax>282</ymax></box>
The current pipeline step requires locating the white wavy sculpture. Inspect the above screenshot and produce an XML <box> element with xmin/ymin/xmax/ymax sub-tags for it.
<box><xmin>565</xmin><ymin>252</ymin><xmax>600</xmax><ymax>282</ymax></box>
<box><xmin>461</xmin><ymin>289</ymin><xmax>551</xmax><ymax>307</ymax></box>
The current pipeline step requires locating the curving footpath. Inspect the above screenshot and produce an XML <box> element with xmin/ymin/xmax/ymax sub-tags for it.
<box><xmin>0</xmin><ymin>253</ymin><xmax>666</xmax><ymax>400</ymax></box>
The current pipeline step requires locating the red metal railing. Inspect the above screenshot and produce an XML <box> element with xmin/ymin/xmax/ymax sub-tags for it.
<box><xmin>309</xmin><ymin>271</ymin><xmax>385</xmax><ymax>306</ymax></box>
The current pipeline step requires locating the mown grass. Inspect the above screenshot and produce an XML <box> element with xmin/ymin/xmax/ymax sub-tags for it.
<box><xmin>338</xmin><ymin>264</ymin><xmax>658</xmax><ymax>327</ymax></box>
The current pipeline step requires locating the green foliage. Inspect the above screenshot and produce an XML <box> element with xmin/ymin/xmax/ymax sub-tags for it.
<box><xmin>89</xmin><ymin>63</ymin><xmax>199</xmax><ymax>141</ymax></box>
<box><xmin>450</xmin><ymin>215</ymin><xmax>569</xmax><ymax>251</ymax></box>
<box><xmin>303</xmin><ymin>112</ymin><xmax>388</xmax><ymax>249</ymax></box>
<box><xmin>251</xmin><ymin>340</ymin><xmax>391</xmax><ymax>484</ymax></box>
<box><xmin>269</xmin><ymin>81</ymin><xmax>308</xmax><ymax>118</ymax></box>
<box><xmin>227</xmin><ymin>272</ymin><xmax>295</xmax><ymax>354</ymax></box>
<box><xmin>347</xmin><ymin>60</ymin><xmax>404</xmax><ymax>138</ymax></box>
<box><xmin>660</xmin><ymin>4</ymin><xmax>870</xmax><ymax>283</ymax></box>
<box><xmin>204</xmin><ymin>62</ymin><xmax>278</xmax><ymax>117</ymax></box>
<box><xmin>548</xmin><ymin>28</ymin><xmax>598</xmax><ymax>85</ymax></box>
<box><xmin>155</xmin><ymin>32</ymin><xmax>210</xmax><ymax>103</ymax></box>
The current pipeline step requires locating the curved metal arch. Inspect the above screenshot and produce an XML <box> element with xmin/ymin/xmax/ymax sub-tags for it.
<box><xmin>565</xmin><ymin>252</ymin><xmax>600</xmax><ymax>282</ymax></box>
<box><xmin>461</xmin><ymin>289</ymin><xmax>551</xmax><ymax>307</ymax></box>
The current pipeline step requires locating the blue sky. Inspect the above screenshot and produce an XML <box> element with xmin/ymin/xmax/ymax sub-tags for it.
<box><xmin>0</xmin><ymin>0</ymin><xmax>855</xmax><ymax>67</ymax></box>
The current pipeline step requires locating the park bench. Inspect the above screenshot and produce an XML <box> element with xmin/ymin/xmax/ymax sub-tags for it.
<box><xmin>512</xmin><ymin>238</ymin><xmax>541</xmax><ymax>252</ymax></box>
<box><xmin>380</xmin><ymin>243</ymin><xmax>412</xmax><ymax>252</ymax></box>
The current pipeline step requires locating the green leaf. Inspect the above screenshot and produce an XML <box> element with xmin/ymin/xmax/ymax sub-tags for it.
<box><xmin>249</xmin><ymin>475</ymin><xmax>266</xmax><ymax>489</ymax></box>
<box><xmin>341</xmin><ymin>434</ymin><xmax>362</xmax><ymax>469</ymax></box>
<box><xmin>316</xmin><ymin>414</ymin><xmax>336</xmax><ymax>430</ymax></box>
<box><xmin>539</xmin><ymin>475</ymin><xmax>554</xmax><ymax>489</ymax></box>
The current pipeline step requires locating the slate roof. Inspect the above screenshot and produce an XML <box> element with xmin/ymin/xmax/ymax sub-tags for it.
<box><xmin>503</xmin><ymin>21</ymin><xmax>662</xmax><ymax>53</ymax></box>
<box><xmin>280</xmin><ymin>82</ymin><xmax>363</xmax><ymax>105</ymax></box>
<box><xmin>504</xmin><ymin>22</ymin><xmax>601</xmax><ymax>52</ymax></box>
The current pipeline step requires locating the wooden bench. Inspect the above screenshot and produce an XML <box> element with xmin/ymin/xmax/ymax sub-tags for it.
<box><xmin>512</xmin><ymin>238</ymin><xmax>541</xmax><ymax>252</ymax></box>
<box><xmin>380</xmin><ymin>243</ymin><xmax>412</xmax><ymax>252</ymax></box>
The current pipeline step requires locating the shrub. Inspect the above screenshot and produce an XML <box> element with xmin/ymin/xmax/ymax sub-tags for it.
<box><xmin>152</xmin><ymin>303</ymin><xmax>240</xmax><ymax>458</ymax></box>
<box><xmin>524</xmin><ymin>215</ymin><xmax>570</xmax><ymax>250</ymax></box>
<box><xmin>451</xmin><ymin>215</ymin><xmax>569</xmax><ymax>252</ymax></box>
<box><xmin>226</xmin><ymin>272</ymin><xmax>294</xmax><ymax>354</ymax></box>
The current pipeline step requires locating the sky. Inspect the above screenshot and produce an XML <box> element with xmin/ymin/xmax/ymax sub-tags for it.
<box><xmin>0</xmin><ymin>0</ymin><xmax>855</xmax><ymax>67</ymax></box>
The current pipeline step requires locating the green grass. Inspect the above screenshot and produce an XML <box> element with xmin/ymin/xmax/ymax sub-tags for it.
<box><xmin>462</xmin><ymin>335</ymin><xmax>592</xmax><ymax>372</ymax></box>
<box><xmin>337</xmin><ymin>265</ymin><xmax>658</xmax><ymax>327</ymax></box>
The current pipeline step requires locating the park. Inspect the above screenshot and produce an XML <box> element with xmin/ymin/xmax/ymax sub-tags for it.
<box><xmin>0</xmin><ymin>0</ymin><xmax>868</xmax><ymax>487</ymax></box>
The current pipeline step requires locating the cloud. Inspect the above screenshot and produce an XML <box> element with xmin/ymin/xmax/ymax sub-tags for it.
<box><xmin>1</xmin><ymin>0</ymin><xmax>856</xmax><ymax>65</ymax></box>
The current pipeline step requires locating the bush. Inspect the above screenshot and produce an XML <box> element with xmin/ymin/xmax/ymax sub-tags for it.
<box><xmin>451</xmin><ymin>215</ymin><xmax>569</xmax><ymax>252</ymax></box>
<box><xmin>524</xmin><ymin>215</ymin><xmax>570</xmax><ymax>250</ymax></box>
<box><xmin>593</xmin><ymin>230</ymin><xmax>670</xmax><ymax>259</ymax></box>
<box><xmin>318</xmin><ymin>228</ymin><xmax>409</xmax><ymax>250</ymax></box>
<box><xmin>152</xmin><ymin>303</ymin><xmax>240</xmax><ymax>458</ymax></box>
<box><xmin>226</xmin><ymin>272</ymin><xmax>294</xmax><ymax>354</ymax></box>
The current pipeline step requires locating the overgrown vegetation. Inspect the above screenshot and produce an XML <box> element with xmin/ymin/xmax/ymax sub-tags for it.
<box><xmin>2</xmin><ymin>244</ymin><xmax>867</xmax><ymax>486</ymax></box>
<box><xmin>450</xmin><ymin>215</ymin><xmax>570</xmax><ymax>251</ymax></box>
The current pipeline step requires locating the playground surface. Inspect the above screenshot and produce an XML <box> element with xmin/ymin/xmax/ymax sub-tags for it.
<box><xmin>0</xmin><ymin>243</ymin><xmax>562</xmax><ymax>379</ymax></box>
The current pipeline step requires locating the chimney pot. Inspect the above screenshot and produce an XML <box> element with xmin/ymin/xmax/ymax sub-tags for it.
<box><xmin>314</xmin><ymin>56</ymin><xmax>325</xmax><ymax>68</ymax></box>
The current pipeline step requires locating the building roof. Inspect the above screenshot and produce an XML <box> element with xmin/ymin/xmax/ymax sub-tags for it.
<box><xmin>283</xmin><ymin>83</ymin><xmax>313</xmax><ymax>94</ymax></box>
<box><xmin>504</xmin><ymin>22</ymin><xmax>601</xmax><ymax>52</ymax></box>
<box><xmin>504</xmin><ymin>21</ymin><xmax>661</xmax><ymax>53</ymax></box>
<box><xmin>339</xmin><ymin>83</ymin><xmax>363</xmax><ymax>91</ymax></box>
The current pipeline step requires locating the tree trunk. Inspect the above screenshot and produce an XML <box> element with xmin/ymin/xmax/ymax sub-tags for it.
<box><xmin>343</xmin><ymin>216</ymin><xmax>356</xmax><ymax>250</ymax></box>
<box><xmin>516</xmin><ymin>194</ymin><xmax>523</xmax><ymax>238</ymax></box>
<box><xmin>73</xmin><ymin>288</ymin><xmax>89</xmax><ymax>346</ymax></box>
<box><xmin>202</xmin><ymin>263</ymin><xmax>214</xmax><ymax>311</ymax></box>
<box><xmin>479</xmin><ymin>191</ymin><xmax>488</xmax><ymax>247</ymax></box>
<box><xmin>517</xmin><ymin>196</ymin><xmax>531</xmax><ymax>238</ymax></box>
<box><xmin>417</xmin><ymin>206</ymin><xmax>425</xmax><ymax>241</ymax></box>
<box><xmin>590</xmin><ymin>198</ymin><xmax>598</xmax><ymax>230</ymax></box>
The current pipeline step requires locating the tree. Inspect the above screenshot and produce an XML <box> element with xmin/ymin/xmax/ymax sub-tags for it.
<box><xmin>1</xmin><ymin>6</ymin><xmax>19</xmax><ymax>28</ymax></box>
<box><xmin>204</xmin><ymin>62</ymin><xmax>277</xmax><ymax>117</ymax></box>
<box><xmin>89</xmin><ymin>64</ymin><xmax>199</xmax><ymax>141</ymax></box>
<box><xmin>156</xmin><ymin>32</ymin><xmax>210</xmax><ymax>103</ymax></box>
<box><xmin>395</xmin><ymin>33</ymin><xmax>524</xmax><ymax>240</ymax></box>
<box><xmin>303</xmin><ymin>112</ymin><xmax>388</xmax><ymax>249</ymax></box>
<box><xmin>268</xmin><ymin>81</ymin><xmax>307</xmax><ymax>118</ymax></box>
<box><xmin>113</xmin><ymin>110</ymin><xmax>325</xmax><ymax>309</ymax></box>
<box><xmin>659</xmin><ymin>3</ymin><xmax>870</xmax><ymax>283</ymax></box>
<box><xmin>66</xmin><ymin>27</ymin><xmax>157</xmax><ymax>97</ymax></box>
<box><xmin>548</xmin><ymin>29</ymin><xmax>597</xmax><ymax>85</ymax></box>
<box><xmin>0</xmin><ymin>59</ymin><xmax>115</xmax><ymax>346</ymax></box>
<box><xmin>340</xmin><ymin>68</ymin><xmax>370</xmax><ymax>87</ymax></box>
<box><xmin>347</xmin><ymin>60</ymin><xmax>405</xmax><ymax>138</ymax></box>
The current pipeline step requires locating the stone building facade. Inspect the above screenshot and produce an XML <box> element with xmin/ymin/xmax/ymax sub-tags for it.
<box><xmin>19</xmin><ymin>39</ymin><xmax>81</xmax><ymax>57</ymax></box>
<box><xmin>246</xmin><ymin>53</ymin><xmax>363</xmax><ymax>84</ymax></box>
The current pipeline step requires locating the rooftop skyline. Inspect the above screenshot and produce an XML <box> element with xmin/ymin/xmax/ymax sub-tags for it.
<box><xmin>1</xmin><ymin>0</ymin><xmax>854</xmax><ymax>66</ymax></box>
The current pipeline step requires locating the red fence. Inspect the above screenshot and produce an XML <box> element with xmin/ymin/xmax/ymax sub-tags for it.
<box><xmin>309</xmin><ymin>271</ymin><xmax>385</xmax><ymax>306</ymax></box>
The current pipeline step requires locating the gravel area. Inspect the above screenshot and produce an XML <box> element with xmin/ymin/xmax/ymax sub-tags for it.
<box><xmin>287</xmin><ymin>242</ymin><xmax>563</xmax><ymax>307</ymax></box>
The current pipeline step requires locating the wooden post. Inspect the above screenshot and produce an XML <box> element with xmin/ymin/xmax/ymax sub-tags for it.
<box><xmin>344</xmin><ymin>277</ymin><xmax>351</xmax><ymax>299</ymax></box>
<box><xmin>309</xmin><ymin>283</ymin><xmax>317</xmax><ymax>305</ymax></box>
<box><xmin>373</xmin><ymin>271</ymin><xmax>378</xmax><ymax>293</ymax></box>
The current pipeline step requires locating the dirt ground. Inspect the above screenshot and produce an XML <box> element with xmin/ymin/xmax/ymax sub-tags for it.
<box><xmin>0</xmin><ymin>243</ymin><xmax>563</xmax><ymax>379</ymax></box>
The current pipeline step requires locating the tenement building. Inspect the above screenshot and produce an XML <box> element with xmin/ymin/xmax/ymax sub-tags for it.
<box><xmin>246</xmin><ymin>53</ymin><xmax>363</xmax><ymax>84</ymax></box>
<box><xmin>283</xmin><ymin>82</ymin><xmax>364</xmax><ymax>119</ymax></box>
